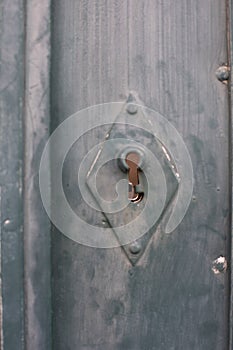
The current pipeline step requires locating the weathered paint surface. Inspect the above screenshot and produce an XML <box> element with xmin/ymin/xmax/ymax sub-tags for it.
<box><xmin>0</xmin><ymin>0</ymin><xmax>25</xmax><ymax>348</ymax></box>
<box><xmin>228</xmin><ymin>1</ymin><xmax>233</xmax><ymax>348</ymax></box>
<box><xmin>0</xmin><ymin>0</ymin><xmax>232</xmax><ymax>349</ymax></box>
<box><xmin>51</xmin><ymin>1</ymin><xmax>230</xmax><ymax>349</ymax></box>
<box><xmin>24</xmin><ymin>1</ymin><xmax>52</xmax><ymax>349</ymax></box>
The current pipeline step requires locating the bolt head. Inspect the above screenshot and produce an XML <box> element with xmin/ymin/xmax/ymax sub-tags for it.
<box><xmin>129</xmin><ymin>241</ymin><xmax>141</xmax><ymax>254</ymax></box>
<box><xmin>126</xmin><ymin>103</ymin><xmax>138</xmax><ymax>115</ymax></box>
<box><xmin>215</xmin><ymin>65</ymin><xmax>230</xmax><ymax>82</ymax></box>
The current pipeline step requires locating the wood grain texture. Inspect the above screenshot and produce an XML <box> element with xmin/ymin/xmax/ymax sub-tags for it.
<box><xmin>24</xmin><ymin>1</ymin><xmax>52</xmax><ymax>349</ymax></box>
<box><xmin>228</xmin><ymin>0</ymin><xmax>233</xmax><ymax>349</ymax></box>
<box><xmin>51</xmin><ymin>1</ymin><xmax>230</xmax><ymax>349</ymax></box>
<box><xmin>0</xmin><ymin>0</ymin><xmax>25</xmax><ymax>348</ymax></box>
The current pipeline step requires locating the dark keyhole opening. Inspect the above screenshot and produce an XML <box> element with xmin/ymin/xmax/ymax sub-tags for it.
<box><xmin>125</xmin><ymin>152</ymin><xmax>144</xmax><ymax>203</ymax></box>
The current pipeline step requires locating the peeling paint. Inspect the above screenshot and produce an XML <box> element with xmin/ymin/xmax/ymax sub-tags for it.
<box><xmin>212</xmin><ymin>256</ymin><xmax>228</xmax><ymax>274</ymax></box>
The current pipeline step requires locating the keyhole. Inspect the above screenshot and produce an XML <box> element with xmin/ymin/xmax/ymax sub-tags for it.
<box><xmin>125</xmin><ymin>152</ymin><xmax>143</xmax><ymax>202</ymax></box>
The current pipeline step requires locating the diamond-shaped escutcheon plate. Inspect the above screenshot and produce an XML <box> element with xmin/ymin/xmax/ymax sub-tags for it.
<box><xmin>86</xmin><ymin>95</ymin><xmax>179</xmax><ymax>265</ymax></box>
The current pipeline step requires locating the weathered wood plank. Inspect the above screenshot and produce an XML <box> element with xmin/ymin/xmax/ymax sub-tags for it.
<box><xmin>51</xmin><ymin>1</ymin><xmax>230</xmax><ymax>349</ymax></box>
<box><xmin>228</xmin><ymin>0</ymin><xmax>233</xmax><ymax>348</ymax></box>
<box><xmin>0</xmin><ymin>0</ymin><xmax>25</xmax><ymax>348</ymax></box>
<box><xmin>24</xmin><ymin>1</ymin><xmax>52</xmax><ymax>349</ymax></box>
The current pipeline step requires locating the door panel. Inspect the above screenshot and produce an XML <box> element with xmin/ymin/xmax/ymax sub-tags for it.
<box><xmin>50</xmin><ymin>1</ymin><xmax>230</xmax><ymax>349</ymax></box>
<box><xmin>0</xmin><ymin>0</ymin><xmax>25</xmax><ymax>348</ymax></box>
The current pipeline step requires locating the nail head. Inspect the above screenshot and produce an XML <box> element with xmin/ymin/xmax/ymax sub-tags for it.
<box><xmin>129</xmin><ymin>241</ymin><xmax>141</xmax><ymax>254</ymax></box>
<box><xmin>126</xmin><ymin>103</ymin><xmax>138</xmax><ymax>115</ymax></box>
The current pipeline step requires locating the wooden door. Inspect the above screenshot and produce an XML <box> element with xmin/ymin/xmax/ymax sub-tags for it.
<box><xmin>1</xmin><ymin>0</ymin><xmax>233</xmax><ymax>349</ymax></box>
<box><xmin>49</xmin><ymin>1</ymin><xmax>231</xmax><ymax>349</ymax></box>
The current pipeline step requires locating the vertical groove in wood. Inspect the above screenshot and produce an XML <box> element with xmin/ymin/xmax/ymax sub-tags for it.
<box><xmin>24</xmin><ymin>1</ymin><xmax>52</xmax><ymax>349</ymax></box>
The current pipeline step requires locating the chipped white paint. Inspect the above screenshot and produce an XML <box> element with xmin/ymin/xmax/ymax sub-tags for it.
<box><xmin>212</xmin><ymin>256</ymin><xmax>228</xmax><ymax>274</ymax></box>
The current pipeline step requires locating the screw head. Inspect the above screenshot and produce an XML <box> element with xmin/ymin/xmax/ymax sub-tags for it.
<box><xmin>129</xmin><ymin>241</ymin><xmax>141</xmax><ymax>254</ymax></box>
<box><xmin>126</xmin><ymin>103</ymin><xmax>138</xmax><ymax>115</ymax></box>
<box><xmin>215</xmin><ymin>65</ymin><xmax>230</xmax><ymax>82</ymax></box>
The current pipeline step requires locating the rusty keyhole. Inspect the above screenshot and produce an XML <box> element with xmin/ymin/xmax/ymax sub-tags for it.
<box><xmin>125</xmin><ymin>152</ymin><xmax>143</xmax><ymax>203</ymax></box>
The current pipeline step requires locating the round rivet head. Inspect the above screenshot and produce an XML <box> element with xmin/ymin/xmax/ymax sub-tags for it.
<box><xmin>129</xmin><ymin>241</ymin><xmax>141</xmax><ymax>254</ymax></box>
<box><xmin>126</xmin><ymin>103</ymin><xmax>138</xmax><ymax>115</ymax></box>
<box><xmin>3</xmin><ymin>219</ymin><xmax>11</xmax><ymax>228</ymax></box>
<box><xmin>215</xmin><ymin>65</ymin><xmax>230</xmax><ymax>82</ymax></box>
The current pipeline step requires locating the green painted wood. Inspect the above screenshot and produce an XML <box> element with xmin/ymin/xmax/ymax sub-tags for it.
<box><xmin>50</xmin><ymin>1</ymin><xmax>230</xmax><ymax>349</ymax></box>
<box><xmin>0</xmin><ymin>0</ymin><xmax>230</xmax><ymax>348</ymax></box>
<box><xmin>228</xmin><ymin>1</ymin><xmax>233</xmax><ymax>349</ymax></box>
<box><xmin>24</xmin><ymin>1</ymin><xmax>52</xmax><ymax>349</ymax></box>
<box><xmin>0</xmin><ymin>0</ymin><xmax>25</xmax><ymax>348</ymax></box>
